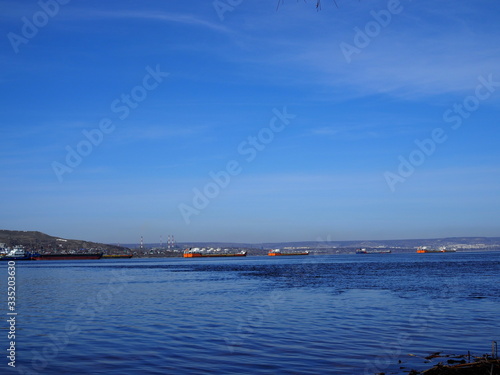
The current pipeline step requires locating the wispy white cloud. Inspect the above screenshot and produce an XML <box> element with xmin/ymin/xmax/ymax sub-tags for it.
<box><xmin>307</xmin><ymin>116</ymin><xmax>425</xmax><ymax>141</ymax></box>
<box><xmin>220</xmin><ymin>1</ymin><xmax>500</xmax><ymax>100</ymax></box>
<box><xmin>64</xmin><ymin>8</ymin><xmax>231</xmax><ymax>34</ymax></box>
<box><xmin>279</xmin><ymin>29</ymin><xmax>500</xmax><ymax>100</ymax></box>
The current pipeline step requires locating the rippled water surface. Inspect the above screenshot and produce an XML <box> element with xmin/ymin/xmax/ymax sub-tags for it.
<box><xmin>3</xmin><ymin>252</ymin><xmax>500</xmax><ymax>374</ymax></box>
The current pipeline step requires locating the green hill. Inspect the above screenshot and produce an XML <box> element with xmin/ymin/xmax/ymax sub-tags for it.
<box><xmin>0</xmin><ymin>230</ymin><xmax>130</xmax><ymax>254</ymax></box>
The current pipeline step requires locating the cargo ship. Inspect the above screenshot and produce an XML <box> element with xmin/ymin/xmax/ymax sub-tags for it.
<box><xmin>268</xmin><ymin>249</ymin><xmax>309</xmax><ymax>256</ymax></box>
<box><xmin>102</xmin><ymin>254</ymin><xmax>133</xmax><ymax>259</ymax></box>
<box><xmin>0</xmin><ymin>247</ymin><xmax>34</xmax><ymax>261</ymax></box>
<box><xmin>356</xmin><ymin>248</ymin><xmax>391</xmax><ymax>254</ymax></box>
<box><xmin>416</xmin><ymin>247</ymin><xmax>441</xmax><ymax>253</ymax></box>
<box><xmin>183</xmin><ymin>248</ymin><xmax>247</xmax><ymax>258</ymax></box>
<box><xmin>31</xmin><ymin>253</ymin><xmax>103</xmax><ymax>260</ymax></box>
<box><xmin>416</xmin><ymin>246</ymin><xmax>457</xmax><ymax>253</ymax></box>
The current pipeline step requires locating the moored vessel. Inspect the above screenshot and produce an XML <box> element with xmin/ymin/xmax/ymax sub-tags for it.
<box><xmin>0</xmin><ymin>247</ymin><xmax>33</xmax><ymax>261</ymax></box>
<box><xmin>102</xmin><ymin>254</ymin><xmax>133</xmax><ymax>259</ymax></box>
<box><xmin>268</xmin><ymin>249</ymin><xmax>309</xmax><ymax>256</ymax></box>
<box><xmin>356</xmin><ymin>248</ymin><xmax>391</xmax><ymax>254</ymax></box>
<box><xmin>438</xmin><ymin>246</ymin><xmax>457</xmax><ymax>253</ymax></box>
<box><xmin>416</xmin><ymin>246</ymin><xmax>457</xmax><ymax>253</ymax></box>
<box><xmin>416</xmin><ymin>247</ymin><xmax>441</xmax><ymax>253</ymax></box>
<box><xmin>183</xmin><ymin>248</ymin><xmax>247</xmax><ymax>258</ymax></box>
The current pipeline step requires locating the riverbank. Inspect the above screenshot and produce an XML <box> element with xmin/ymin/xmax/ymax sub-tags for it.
<box><xmin>419</xmin><ymin>358</ymin><xmax>500</xmax><ymax>374</ymax></box>
<box><xmin>402</xmin><ymin>350</ymin><xmax>500</xmax><ymax>375</ymax></box>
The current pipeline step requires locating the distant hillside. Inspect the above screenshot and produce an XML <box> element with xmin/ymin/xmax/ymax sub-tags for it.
<box><xmin>0</xmin><ymin>230</ymin><xmax>130</xmax><ymax>254</ymax></box>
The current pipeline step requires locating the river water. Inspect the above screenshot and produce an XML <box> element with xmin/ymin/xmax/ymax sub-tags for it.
<box><xmin>3</xmin><ymin>252</ymin><xmax>500</xmax><ymax>374</ymax></box>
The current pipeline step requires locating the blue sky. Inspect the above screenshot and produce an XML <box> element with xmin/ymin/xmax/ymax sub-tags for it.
<box><xmin>1</xmin><ymin>0</ymin><xmax>499</xmax><ymax>244</ymax></box>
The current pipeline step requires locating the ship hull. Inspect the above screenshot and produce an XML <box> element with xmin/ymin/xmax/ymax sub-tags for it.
<box><xmin>268</xmin><ymin>252</ymin><xmax>309</xmax><ymax>256</ymax></box>
<box><xmin>0</xmin><ymin>255</ymin><xmax>33</xmax><ymax>261</ymax></box>
<box><xmin>417</xmin><ymin>250</ymin><xmax>456</xmax><ymax>253</ymax></box>
<box><xmin>356</xmin><ymin>250</ymin><xmax>391</xmax><ymax>254</ymax></box>
<box><xmin>184</xmin><ymin>252</ymin><xmax>247</xmax><ymax>258</ymax></box>
<box><xmin>102</xmin><ymin>254</ymin><xmax>133</xmax><ymax>259</ymax></box>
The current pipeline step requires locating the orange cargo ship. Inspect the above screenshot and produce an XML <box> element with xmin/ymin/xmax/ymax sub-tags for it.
<box><xmin>268</xmin><ymin>249</ymin><xmax>309</xmax><ymax>256</ymax></box>
<box><xmin>417</xmin><ymin>247</ymin><xmax>456</xmax><ymax>253</ymax></box>
<box><xmin>183</xmin><ymin>248</ymin><xmax>247</xmax><ymax>258</ymax></box>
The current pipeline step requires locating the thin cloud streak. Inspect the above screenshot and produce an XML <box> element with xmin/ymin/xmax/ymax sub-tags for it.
<box><xmin>63</xmin><ymin>8</ymin><xmax>231</xmax><ymax>34</ymax></box>
<box><xmin>294</xmin><ymin>34</ymin><xmax>500</xmax><ymax>99</ymax></box>
<box><xmin>220</xmin><ymin>1</ymin><xmax>500</xmax><ymax>99</ymax></box>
